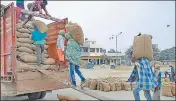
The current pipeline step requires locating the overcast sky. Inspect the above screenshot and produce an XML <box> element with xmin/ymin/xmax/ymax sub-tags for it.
<box><xmin>2</xmin><ymin>1</ymin><xmax>175</xmax><ymax>53</ymax></box>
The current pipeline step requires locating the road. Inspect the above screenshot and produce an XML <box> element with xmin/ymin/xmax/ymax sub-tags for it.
<box><xmin>1</xmin><ymin>67</ymin><xmax>175</xmax><ymax>100</ymax></box>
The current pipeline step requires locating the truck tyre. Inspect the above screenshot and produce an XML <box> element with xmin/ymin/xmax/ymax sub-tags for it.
<box><xmin>27</xmin><ymin>92</ymin><xmax>41</xmax><ymax>100</ymax></box>
<box><xmin>38</xmin><ymin>91</ymin><xmax>46</xmax><ymax>99</ymax></box>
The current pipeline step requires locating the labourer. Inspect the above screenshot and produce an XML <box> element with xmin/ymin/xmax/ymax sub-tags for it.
<box><xmin>152</xmin><ymin>64</ymin><xmax>162</xmax><ymax>100</ymax></box>
<box><xmin>56</xmin><ymin>30</ymin><xmax>65</xmax><ymax>69</ymax></box>
<box><xmin>23</xmin><ymin>0</ymin><xmax>50</xmax><ymax>25</ymax></box>
<box><xmin>16</xmin><ymin>0</ymin><xmax>25</xmax><ymax>21</ymax></box>
<box><xmin>165</xmin><ymin>64</ymin><xmax>175</xmax><ymax>82</ymax></box>
<box><xmin>31</xmin><ymin>26</ymin><xmax>47</xmax><ymax>67</ymax></box>
<box><xmin>64</xmin><ymin>32</ymin><xmax>86</xmax><ymax>87</ymax></box>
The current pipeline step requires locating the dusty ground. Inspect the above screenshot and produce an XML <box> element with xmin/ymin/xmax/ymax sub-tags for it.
<box><xmin>1</xmin><ymin>65</ymin><xmax>175</xmax><ymax>100</ymax></box>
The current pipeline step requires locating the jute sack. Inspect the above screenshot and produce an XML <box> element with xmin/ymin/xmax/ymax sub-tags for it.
<box><xmin>32</xmin><ymin>20</ymin><xmax>48</xmax><ymax>33</ymax></box>
<box><xmin>16</xmin><ymin>61</ymin><xmax>37</xmax><ymax>70</ymax></box>
<box><xmin>102</xmin><ymin>83</ymin><xmax>111</xmax><ymax>92</ymax></box>
<box><xmin>115</xmin><ymin>82</ymin><xmax>122</xmax><ymax>91</ymax></box>
<box><xmin>17</xmin><ymin>52</ymin><xmax>29</xmax><ymax>58</ymax></box>
<box><xmin>57</xmin><ymin>94</ymin><xmax>80</xmax><ymax>101</ymax></box>
<box><xmin>17</xmin><ymin>38</ymin><xmax>33</xmax><ymax>44</ymax></box>
<box><xmin>162</xmin><ymin>85</ymin><xmax>173</xmax><ymax>97</ymax></box>
<box><xmin>43</xmin><ymin>58</ymin><xmax>55</xmax><ymax>65</ymax></box>
<box><xmin>16</xmin><ymin>31</ymin><xmax>22</xmax><ymax>37</ymax></box>
<box><xmin>171</xmin><ymin>83</ymin><xmax>175</xmax><ymax>96</ymax></box>
<box><xmin>18</xmin><ymin>43</ymin><xmax>32</xmax><ymax>49</ymax></box>
<box><xmin>24</xmin><ymin>23</ymin><xmax>34</xmax><ymax>29</ymax></box>
<box><xmin>17</xmin><ymin>33</ymin><xmax>30</xmax><ymax>38</ymax></box>
<box><xmin>17</xmin><ymin>28</ymin><xmax>31</xmax><ymax>33</ymax></box>
<box><xmin>44</xmin><ymin>54</ymin><xmax>49</xmax><ymax>58</ymax></box>
<box><xmin>44</xmin><ymin>45</ymin><xmax>48</xmax><ymax>49</ymax></box>
<box><xmin>20</xmin><ymin>54</ymin><xmax>37</xmax><ymax>63</ymax></box>
<box><xmin>31</xmin><ymin>44</ymin><xmax>36</xmax><ymax>51</ymax></box>
<box><xmin>66</xmin><ymin>23</ymin><xmax>84</xmax><ymax>45</ymax></box>
<box><xmin>110</xmin><ymin>83</ymin><xmax>116</xmax><ymax>91</ymax></box>
<box><xmin>28</xmin><ymin>28</ymin><xmax>34</xmax><ymax>33</ymax></box>
<box><xmin>16</xmin><ymin>42</ymin><xmax>21</xmax><ymax>47</ymax></box>
<box><xmin>16</xmin><ymin>23</ymin><xmax>23</xmax><ymax>29</ymax></box>
<box><xmin>133</xmin><ymin>34</ymin><xmax>153</xmax><ymax>61</ymax></box>
<box><xmin>89</xmin><ymin>79</ymin><xmax>97</xmax><ymax>90</ymax></box>
<box><xmin>18</xmin><ymin>47</ymin><xmax>33</xmax><ymax>54</ymax></box>
<box><xmin>123</xmin><ymin>82</ymin><xmax>131</xmax><ymax>91</ymax></box>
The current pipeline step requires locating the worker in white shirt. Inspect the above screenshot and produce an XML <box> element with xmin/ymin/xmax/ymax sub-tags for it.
<box><xmin>56</xmin><ymin>30</ymin><xmax>65</xmax><ymax>69</ymax></box>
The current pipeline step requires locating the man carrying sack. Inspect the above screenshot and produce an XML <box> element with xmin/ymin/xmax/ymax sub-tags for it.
<box><xmin>130</xmin><ymin>33</ymin><xmax>158</xmax><ymax>101</ymax></box>
<box><xmin>31</xmin><ymin>20</ymin><xmax>48</xmax><ymax>67</ymax></box>
<box><xmin>56</xmin><ymin>30</ymin><xmax>65</xmax><ymax>69</ymax></box>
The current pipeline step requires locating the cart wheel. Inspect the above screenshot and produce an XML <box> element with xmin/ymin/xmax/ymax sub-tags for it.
<box><xmin>38</xmin><ymin>91</ymin><xmax>46</xmax><ymax>99</ymax></box>
<box><xmin>27</xmin><ymin>92</ymin><xmax>41</xmax><ymax>100</ymax></box>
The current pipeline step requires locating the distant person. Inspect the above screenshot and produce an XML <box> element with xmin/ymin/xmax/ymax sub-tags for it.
<box><xmin>165</xmin><ymin>65</ymin><xmax>175</xmax><ymax>82</ymax></box>
<box><xmin>65</xmin><ymin>32</ymin><xmax>86</xmax><ymax>87</ymax></box>
<box><xmin>16</xmin><ymin>0</ymin><xmax>25</xmax><ymax>21</ymax></box>
<box><xmin>56</xmin><ymin>30</ymin><xmax>65</xmax><ymax>69</ymax></box>
<box><xmin>152</xmin><ymin>64</ymin><xmax>162</xmax><ymax>100</ymax></box>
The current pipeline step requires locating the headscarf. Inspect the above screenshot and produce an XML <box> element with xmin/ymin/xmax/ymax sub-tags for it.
<box><xmin>65</xmin><ymin>32</ymin><xmax>73</xmax><ymax>40</ymax></box>
<box><xmin>59</xmin><ymin>30</ymin><xmax>65</xmax><ymax>36</ymax></box>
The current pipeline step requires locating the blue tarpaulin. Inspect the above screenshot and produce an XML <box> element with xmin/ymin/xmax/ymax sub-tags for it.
<box><xmin>31</xmin><ymin>28</ymin><xmax>47</xmax><ymax>41</ymax></box>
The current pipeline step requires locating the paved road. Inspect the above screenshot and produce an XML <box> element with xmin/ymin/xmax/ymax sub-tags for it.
<box><xmin>1</xmin><ymin>68</ymin><xmax>175</xmax><ymax>100</ymax></box>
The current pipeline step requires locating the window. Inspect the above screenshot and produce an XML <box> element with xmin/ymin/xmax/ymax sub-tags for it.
<box><xmin>96</xmin><ymin>48</ymin><xmax>99</xmax><ymax>53</ymax></box>
<box><xmin>82</xmin><ymin>47</ymin><xmax>88</xmax><ymax>52</ymax></box>
<box><xmin>90</xmin><ymin>48</ymin><xmax>95</xmax><ymax>53</ymax></box>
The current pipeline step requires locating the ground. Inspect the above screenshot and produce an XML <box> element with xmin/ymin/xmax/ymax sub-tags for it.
<box><xmin>1</xmin><ymin>65</ymin><xmax>175</xmax><ymax>100</ymax></box>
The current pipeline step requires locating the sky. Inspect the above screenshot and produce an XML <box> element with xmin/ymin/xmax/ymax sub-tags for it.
<box><xmin>2</xmin><ymin>1</ymin><xmax>175</xmax><ymax>53</ymax></box>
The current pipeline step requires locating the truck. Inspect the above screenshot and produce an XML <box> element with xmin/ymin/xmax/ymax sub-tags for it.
<box><xmin>1</xmin><ymin>2</ymin><xmax>113</xmax><ymax>101</ymax></box>
<box><xmin>1</xmin><ymin>3</ymin><xmax>70</xmax><ymax>100</ymax></box>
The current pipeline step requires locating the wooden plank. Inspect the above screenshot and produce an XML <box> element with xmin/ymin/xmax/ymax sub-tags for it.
<box><xmin>72</xmin><ymin>86</ymin><xmax>113</xmax><ymax>101</ymax></box>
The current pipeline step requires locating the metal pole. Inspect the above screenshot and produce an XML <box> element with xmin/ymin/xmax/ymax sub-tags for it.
<box><xmin>116</xmin><ymin>35</ymin><xmax>117</xmax><ymax>65</ymax></box>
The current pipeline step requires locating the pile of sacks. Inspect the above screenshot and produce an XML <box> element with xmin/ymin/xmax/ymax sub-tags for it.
<box><xmin>85</xmin><ymin>77</ymin><xmax>137</xmax><ymax>92</ymax></box>
<box><xmin>16</xmin><ymin>20</ymin><xmax>56</xmax><ymax>71</ymax></box>
<box><xmin>162</xmin><ymin>78</ymin><xmax>175</xmax><ymax>97</ymax></box>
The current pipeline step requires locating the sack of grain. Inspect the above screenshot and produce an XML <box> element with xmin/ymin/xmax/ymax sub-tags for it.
<box><xmin>123</xmin><ymin>82</ymin><xmax>131</xmax><ymax>91</ymax></box>
<box><xmin>43</xmin><ymin>58</ymin><xmax>55</xmax><ymax>65</ymax></box>
<box><xmin>44</xmin><ymin>45</ymin><xmax>48</xmax><ymax>49</ymax></box>
<box><xmin>133</xmin><ymin>34</ymin><xmax>153</xmax><ymax>61</ymax></box>
<box><xmin>33</xmin><ymin>20</ymin><xmax>48</xmax><ymax>33</ymax></box>
<box><xmin>17</xmin><ymin>38</ymin><xmax>33</xmax><ymax>44</ymax></box>
<box><xmin>110</xmin><ymin>83</ymin><xmax>116</xmax><ymax>91</ymax></box>
<box><xmin>66</xmin><ymin>23</ymin><xmax>84</xmax><ymax>45</ymax></box>
<box><xmin>16</xmin><ymin>42</ymin><xmax>21</xmax><ymax>47</ymax></box>
<box><xmin>16</xmin><ymin>31</ymin><xmax>22</xmax><ymax>37</ymax></box>
<box><xmin>102</xmin><ymin>83</ymin><xmax>110</xmax><ymax>92</ymax></box>
<box><xmin>17</xmin><ymin>52</ymin><xmax>29</xmax><ymax>58</ymax></box>
<box><xmin>16</xmin><ymin>61</ymin><xmax>37</xmax><ymax>70</ymax></box>
<box><xmin>31</xmin><ymin>44</ymin><xmax>36</xmax><ymax>51</ymax></box>
<box><xmin>115</xmin><ymin>82</ymin><xmax>122</xmax><ymax>91</ymax></box>
<box><xmin>16</xmin><ymin>23</ymin><xmax>23</xmax><ymax>29</ymax></box>
<box><xmin>28</xmin><ymin>28</ymin><xmax>34</xmax><ymax>33</ymax></box>
<box><xmin>17</xmin><ymin>28</ymin><xmax>31</xmax><ymax>33</ymax></box>
<box><xmin>89</xmin><ymin>79</ymin><xmax>97</xmax><ymax>90</ymax></box>
<box><xmin>162</xmin><ymin>84</ymin><xmax>173</xmax><ymax>97</ymax></box>
<box><xmin>44</xmin><ymin>54</ymin><xmax>49</xmax><ymax>58</ymax></box>
<box><xmin>17</xmin><ymin>33</ymin><xmax>30</xmax><ymax>38</ymax></box>
<box><xmin>18</xmin><ymin>43</ymin><xmax>32</xmax><ymax>49</ymax></box>
<box><xmin>24</xmin><ymin>23</ymin><xmax>34</xmax><ymax>29</ymax></box>
<box><xmin>44</xmin><ymin>50</ymin><xmax>47</xmax><ymax>54</ymax></box>
<box><xmin>20</xmin><ymin>54</ymin><xmax>37</xmax><ymax>63</ymax></box>
<box><xmin>164</xmin><ymin>78</ymin><xmax>170</xmax><ymax>82</ymax></box>
<box><xmin>18</xmin><ymin>47</ymin><xmax>33</xmax><ymax>54</ymax></box>
<box><xmin>96</xmin><ymin>81</ymin><xmax>100</xmax><ymax>90</ymax></box>
<box><xmin>57</xmin><ymin>94</ymin><xmax>80</xmax><ymax>101</ymax></box>
<box><xmin>171</xmin><ymin>84</ymin><xmax>175</xmax><ymax>96</ymax></box>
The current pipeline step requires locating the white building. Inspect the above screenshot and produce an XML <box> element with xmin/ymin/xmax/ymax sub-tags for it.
<box><xmin>81</xmin><ymin>39</ymin><xmax>122</xmax><ymax>65</ymax></box>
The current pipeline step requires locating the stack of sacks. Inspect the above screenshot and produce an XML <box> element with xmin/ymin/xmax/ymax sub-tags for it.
<box><xmin>85</xmin><ymin>77</ymin><xmax>135</xmax><ymax>92</ymax></box>
<box><xmin>16</xmin><ymin>20</ymin><xmax>56</xmax><ymax>71</ymax></box>
<box><xmin>65</xmin><ymin>22</ymin><xmax>84</xmax><ymax>45</ymax></box>
<box><xmin>162</xmin><ymin>78</ymin><xmax>176</xmax><ymax>97</ymax></box>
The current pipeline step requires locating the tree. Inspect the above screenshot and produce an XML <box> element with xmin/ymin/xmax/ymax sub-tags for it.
<box><xmin>158</xmin><ymin>47</ymin><xmax>175</xmax><ymax>61</ymax></box>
